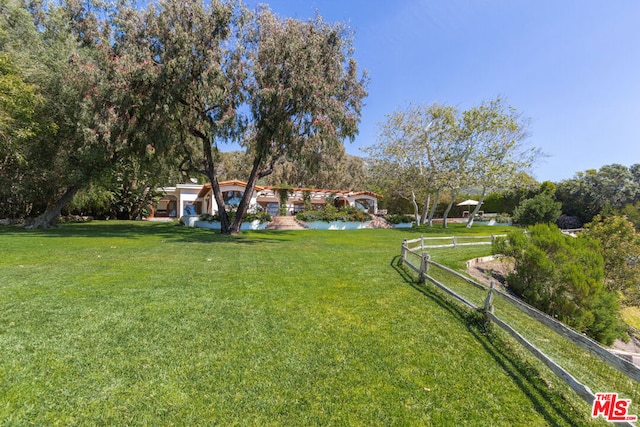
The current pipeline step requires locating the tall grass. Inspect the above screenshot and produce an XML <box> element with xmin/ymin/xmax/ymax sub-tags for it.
<box><xmin>0</xmin><ymin>221</ymin><xmax>607</xmax><ymax>425</ymax></box>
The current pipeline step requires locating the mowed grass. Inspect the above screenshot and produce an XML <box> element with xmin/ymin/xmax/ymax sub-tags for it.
<box><xmin>0</xmin><ymin>221</ymin><xmax>603</xmax><ymax>425</ymax></box>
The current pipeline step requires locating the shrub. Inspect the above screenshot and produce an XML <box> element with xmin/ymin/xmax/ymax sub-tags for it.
<box><xmin>244</xmin><ymin>211</ymin><xmax>272</xmax><ymax>223</ymax></box>
<box><xmin>384</xmin><ymin>214</ymin><xmax>414</xmax><ymax>224</ymax></box>
<box><xmin>199</xmin><ymin>213</ymin><xmax>216</xmax><ymax>222</ymax></box>
<box><xmin>296</xmin><ymin>206</ymin><xmax>371</xmax><ymax>223</ymax></box>
<box><xmin>584</xmin><ymin>215</ymin><xmax>640</xmax><ymax>305</ymax></box>
<box><xmin>494</xmin><ymin>213</ymin><xmax>512</xmax><ymax>224</ymax></box>
<box><xmin>512</xmin><ymin>192</ymin><xmax>562</xmax><ymax>226</ymax></box>
<box><xmin>199</xmin><ymin>210</ymin><xmax>271</xmax><ymax>223</ymax></box>
<box><xmin>556</xmin><ymin>214</ymin><xmax>582</xmax><ymax>229</ymax></box>
<box><xmin>493</xmin><ymin>224</ymin><xmax>626</xmax><ymax>345</ymax></box>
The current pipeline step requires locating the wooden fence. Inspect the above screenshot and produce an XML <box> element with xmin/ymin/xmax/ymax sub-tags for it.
<box><xmin>400</xmin><ymin>237</ymin><xmax>640</xmax><ymax>426</ymax></box>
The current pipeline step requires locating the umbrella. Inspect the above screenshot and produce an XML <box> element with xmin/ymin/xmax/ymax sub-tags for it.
<box><xmin>456</xmin><ymin>199</ymin><xmax>480</xmax><ymax>208</ymax></box>
<box><xmin>456</xmin><ymin>199</ymin><xmax>481</xmax><ymax>218</ymax></box>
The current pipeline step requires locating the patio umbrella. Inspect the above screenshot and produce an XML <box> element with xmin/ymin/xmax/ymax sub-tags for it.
<box><xmin>456</xmin><ymin>199</ymin><xmax>480</xmax><ymax>208</ymax></box>
<box><xmin>456</xmin><ymin>199</ymin><xmax>480</xmax><ymax>217</ymax></box>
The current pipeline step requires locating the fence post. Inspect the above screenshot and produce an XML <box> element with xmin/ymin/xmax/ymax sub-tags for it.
<box><xmin>400</xmin><ymin>239</ymin><xmax>407</xmax><ymax>265</ymax></box>
<box><xmin>419</xmin><ymin>253</ymin><xmax>430</xmax><ymax>283</ymax></box>
<box><xmin>420</xmin><ymin>235</ymin><xmax>424</xmax><ymax>252</ymax></box>
<box><xmin>483</xmin><ymin>280</ymin><xmax>495</xmax><ymax>327</ymax></box>
<box><xmin>491</xmin><ymin>234</ymin><xmax>495</xmax><ymax>243</ymax></box>
<box><xmin>452</xmin><ymin>236</ymin><xmax>457</xmax><ymax>247</ymax></box>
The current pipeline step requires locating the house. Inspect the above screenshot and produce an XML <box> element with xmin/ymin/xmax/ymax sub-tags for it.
<box><xmin>147</xmin><ymin>183</ymin><xmax>203</xmax><ymax>219</ymax></box>
<box><xmin>147</xmin><ymin>180</ymin><xmax>381</xmax><ymax>219</ymax></box>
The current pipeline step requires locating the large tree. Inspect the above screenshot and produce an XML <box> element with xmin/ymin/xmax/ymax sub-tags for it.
<box><xmin>0</xmin><ymin>51</ymin><xmax>43</xmax><ymax>218</ymax></box>
<box><xmin>126</xmin><ymin>0</ymin><xmax>367</xmax><ymax>234</ymax></box>
<box><xmin>0</xmin><ymin>0</ymin><xmax>174</xmax><ymax>227</ymax></box>
<box><xmin>0</xmin><ymin>0</ymin><xmax>102</xmax><ymax>227</ymax></box>
<box><xmin>464</xmin><ymin>97</ymin><xmax>539</xmax><ymax>228</ymax></box>
<box><xmin>556</xmin><ymin>164</ymin><xmax>640</xmax><ymax>225</ymax></box>
<box><xmin>365</xmin><ymin>103</ymin><xmax>459</xmax><ymax>226</ymax></box>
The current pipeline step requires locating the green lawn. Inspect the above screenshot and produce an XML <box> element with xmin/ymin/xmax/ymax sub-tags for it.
<box><xmin>0</xmin><ymin>221</ymin><xmax>605</xmax><ymax>425</ymax></box>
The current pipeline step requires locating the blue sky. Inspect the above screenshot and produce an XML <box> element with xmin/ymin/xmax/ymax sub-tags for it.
<box><xmin>243</xmin><ymin>0</ymin><xmax>640</xmax><ymax>182</ymax></box>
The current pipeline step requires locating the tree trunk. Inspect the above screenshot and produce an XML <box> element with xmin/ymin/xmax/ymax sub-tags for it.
<box><xmin>466</xmin><ymin>187</ymin><xmax>487</xmax><ymax>228</ymax></box>
<box><xmin>211</xmin><ymin>176</ymin><xmax>230</xmax><ymax>233</ymax></box>
<box><xmin>442</xmin><ymin>188</ymin><xmax>459</xmax><ymax>228</ymax></box>
<box><xmin>228</xmin><ymin>153</ymin><xmax>264</xmax><ymax>235</ymax></box>
<box><xmin>420</xmin><ymin>193</ymin><xmax>430</xmax><ymax>225</ymax></box>
<box><xmin>196</xmin><ymin>133</ymin><xmax>230</xmax><ymax>233</ymax></box>
<box><xmin>411</xmin><ymin>191</ymin><xmax>421</xmax><ymax>225</ymax></box>
<box><xmin>427</xmin><ymin>190</ymin><xmax>440</xmax><ymax>227</ymax></box>
<box><xmin>27</xmin><ymin>187</ymin><xmax>79</xmax><ymax>229</ymax></box>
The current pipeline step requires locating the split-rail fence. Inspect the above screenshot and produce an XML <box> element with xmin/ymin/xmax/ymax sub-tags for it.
<box><xmin>400</xmin><ymin>236</ymin><xmax>640</xmax><ymax>426</ymax></box>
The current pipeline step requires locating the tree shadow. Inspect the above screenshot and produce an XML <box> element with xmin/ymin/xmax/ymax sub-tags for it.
<box><xmin>390</xmin><ymin>255</ymin><xmax>588</xmax><ymax>426</ymax></box>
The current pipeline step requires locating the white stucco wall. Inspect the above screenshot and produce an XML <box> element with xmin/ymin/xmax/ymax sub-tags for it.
<box><xmin>175</xmin><ymin>184</ymin><xmax>203</xmax><ymax>216</ymax></box>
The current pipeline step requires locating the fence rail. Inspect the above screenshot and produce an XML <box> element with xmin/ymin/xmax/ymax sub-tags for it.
<box><xmin>403</xmin><ymin>234</ymin><xmax>506</xmax><ymax>250</ymax></box>
<box><xmin>400</xmin><ymin>237</ymin><xmax>639</xmax><ymax>426</ymax></box>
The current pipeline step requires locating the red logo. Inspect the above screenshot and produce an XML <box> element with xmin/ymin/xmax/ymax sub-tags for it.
<box><xmin>592</xmin><ymin>393</ymin><xmax>637</xmax><ymax>422</ymax></box>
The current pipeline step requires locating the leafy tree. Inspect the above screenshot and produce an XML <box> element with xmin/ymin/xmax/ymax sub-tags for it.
<box><xmin>126</xmin><ymin>1</ymin><xmax>367</xmax><ymax>234</ymax></box>
<box><xmin>619</xmin><ymin>202</ymin><xmax>640</xmax><ymax>231</ymax></box>
<box><xmin>0</xmin><ymin>51</ymin><xmax>43</xmax><ymax>218</ymax></box>
<box><xmin>365</xmin><ymin>103</ymin><xmax>460</xmax><ymax>226</ymax></box>
<box><xmin>260</xmin><ymin>149</ymin><xmax>368</xmax><ymax>190</ymax></box>
<box><xmin>480</xmin><ymin>175</ymin><xmax>538</xmax><ymax>216</ymax></box>
<box><xmin>584</xmin><ymin>215</ymin><xmax>640</xmax><ymax>305</ymax></box>
<box><xmin>512</xmin><ymin>182</ymin><xmax>562</xmax><ymax>226</ymax></box>
<box><xmin>493</xmin><ymin>224</ymin><xmax>625</xmax><ymax>345</ymax></box>
<box><xmin>0</xmin><ymin>0</ymin><xmax>178</xmax><ymax>227</ymax></box>
<box><xmin>556</xmin><ymin>164</ymin><xmax>640</xmax><ymax>225</ymax></box>
<box><xmin>464</xmin><ymin>97</ymin><xmax>539</xmax><ymax>228</ymax></box>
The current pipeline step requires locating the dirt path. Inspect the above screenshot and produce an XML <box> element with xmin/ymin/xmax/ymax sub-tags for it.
<box><xmin>466</xmin><ymin>256</ymin><xmax>513</xmax><ymax>291</ymax></box>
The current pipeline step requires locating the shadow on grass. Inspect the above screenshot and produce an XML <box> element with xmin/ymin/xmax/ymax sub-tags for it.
<box><xmin>0</xmin><ymin>221</ymin><xmax>293</xmax><ymax>245</ymax></box>
<box><xmin>391</xmin><ymin>255</ymin><xmax>585</xmax><ymax>427</ymax></box>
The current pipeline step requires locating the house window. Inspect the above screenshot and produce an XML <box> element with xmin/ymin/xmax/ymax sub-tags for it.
<box><xmin>183</xmin><ymin>201</ymin><xmax>196</xmax><ymax>216</ymax></box>
<box><xmin>223</xmin><ymin>191</ymin><xmax>243</xmax><ymax>206</ymax></box>
<box><xmin>355</xmin><ymin>199</ymin><xmax>374</xmax><ymax>213</ymax></box>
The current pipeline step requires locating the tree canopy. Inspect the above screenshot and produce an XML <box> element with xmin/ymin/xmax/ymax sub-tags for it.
<box><xmin>110</xmin><ymin>0</ymin><xmax>367</xmax><ymax>234</ymax></box>
<box><xmin>366</xmin><ymin>98</ymin><xmax>539</xmax><ymax>227</ymax></box>
<box><xmin>584</xmin><ymin>215</ymin><xmax>640</xmax><ymax>305</ymax></box>
<box><xmin>0</xmin><ymin>0</ymin><xmax>367</xmax><ymax>231</ymax></box>
<box><xmin>556</xmin><ymin>164</ymin><xmax>640</xmax><ymax>225</ymax></box>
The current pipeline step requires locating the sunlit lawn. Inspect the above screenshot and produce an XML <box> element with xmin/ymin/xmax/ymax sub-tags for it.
<box><xmin>0</xmin><ymin>221</ymin><xmax>604</xmax><ymax>425</ymax></box>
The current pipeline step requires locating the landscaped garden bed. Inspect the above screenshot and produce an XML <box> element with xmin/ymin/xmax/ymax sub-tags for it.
<box><xmin>296</xmin><ymin>206</ymin><xmax>372</xmax><ymax>229</ymax></box>
<box><xmin>188</xmin><ymin>211</ymin><xmax>271</xmax><ymax>230</ymax></box>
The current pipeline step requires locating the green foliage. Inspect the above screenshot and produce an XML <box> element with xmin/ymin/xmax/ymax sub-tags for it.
<box><xmin>493</xmin><ymin>224</ymin><xmax>625</xmax><ymax>345</ymax></box>
<box><xmin>365</xmin><ymin>102</ymin><xmax>463</xmax><ymax>224</ymax></box>
<box><xmin>556</xmin><ymin>164</ymin><xmax>640</xmax><ymax>224</ymax></box>
<box><xmin>584</xmin><ymin>215</ymin><xmax>640</xmax><ymax>305</ymax></box>
<box><xmin>556</xmin><ymin>214</ymin><xmax>583</xmax><ymax>229</ymax></box>
<box><xmin>65</xmin><ymin>185</ymin><xmax>115</xmax><ymax>218</ymax></box>
<box><xmin>512</xmin><ymin>192</ymin><xmax>562</xmax><ymax>226</ymax></box>
<box><xmin>384</xmin><ymin>214</ymin><xmax>414</xmax><ymax>224</ymax></box>
<box><xmin>619</xmin><ymin>202</ymin><xmax>640</xmax><ymax>231</ymax></box>
<box><xmin>274</xmin><ymin>186</ymin><xmax>293</xmax><ymax>215</ymax></box>
<box><xmin>200</xmin><ymin>210</ymin><xmax>271</xmax><ymax>224</ymax></box>
<box><xmin>296</xmin><ymin>205</ymin><xmax>371</xmax><ymax>223</ymax></box>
